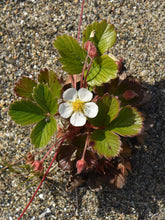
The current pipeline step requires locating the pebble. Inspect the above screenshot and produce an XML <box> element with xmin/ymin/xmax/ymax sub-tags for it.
<box><xmin>1</xmin><ymin>0</ymin><xmax>165</xmax><ymax>220</ymax></box>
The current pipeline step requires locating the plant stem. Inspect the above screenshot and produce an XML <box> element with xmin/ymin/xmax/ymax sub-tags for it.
<box><xmin>77</xmin><ymin>0</ymin><xmax>85</xmax><ymax>43</ymax></box>
<box><xmin>92</xmin><ymin>95</ymin><xmax>99</xmax><ymax>102</ymax></box>
<box><xmin>80</xmin><ymin>54</ymin><xmax>89</xmax><ymax>88</ymax></box>
<box><xmin>83</xmin><ymin>58</ymin><xmax>93</xmax><ymax>87</ymax></box>
<box><xmin>73</xmin><ymin>75</ymin><xmax>77</xmax><ymax>89</ymax></box>
<box><xmin>18</xmin><ymin>137</ymin><xmax>66</xmax><ymax>220</ymax></box>
<box><xmin>72</xmin><ymin>0</ymin><xmax>85</xmax><ymax>89</ymax></box>
<box><xmin>41</xmin><ymin>135</ymin><xmax>67</xmax><ymax>163</ymax></box>
<box><xmin>69</xmin><ymin>75</ymin><xmax>74</xmax><ymax>88</ymax></box>
<box><xmin>82</xmin><ymin>132</ymin><xmax>89</xmax><ymax>160</ymax></box>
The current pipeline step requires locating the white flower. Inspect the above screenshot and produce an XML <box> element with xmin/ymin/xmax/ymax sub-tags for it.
<box><xmin>59</xmin><ymin>88</ymin><xmax>98</xmax><ymax>127</ymax></box>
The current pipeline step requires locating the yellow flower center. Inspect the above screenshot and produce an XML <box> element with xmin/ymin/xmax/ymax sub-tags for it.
<box><xmin>71</xmin><ymin>99</ymin><xmax>85</xmax><ymax>112</ymax></box>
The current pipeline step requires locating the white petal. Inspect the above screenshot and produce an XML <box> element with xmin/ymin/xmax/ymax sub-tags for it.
<box><xmin>78</xmin><ymin>88</ymin><xmax>93</xmax><ymax>102</ymax></box>
<box><xmin>84</xmin><ymin>102</ymin><xmax>98</xmax><ymax>118</ymax></box>
<box><xmin>63</xmin><ymin>88</ymin><xmax>77</xmax><ymax>101</ymax></box>
<box><xmin>59</xmin><ymin>103</ymin><xmax>73</xmax><ymax>118</ymax></box>
<box><xmin>70</xmin><ymin>112</ymin><xmax>86</xmax><ymax>127</ymax></box>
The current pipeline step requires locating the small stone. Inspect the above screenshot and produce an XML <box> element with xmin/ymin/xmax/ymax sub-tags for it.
<box><xmin>140</xmin><ymin>70</ymin><xmax>148</xmax><ymax>77</ymax></box>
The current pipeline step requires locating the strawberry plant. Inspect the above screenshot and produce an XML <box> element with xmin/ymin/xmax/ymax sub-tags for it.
<box><xmin>7</xmin><ymin>1</ymin><xmax>147</xmax><ymax>219</ymax></box>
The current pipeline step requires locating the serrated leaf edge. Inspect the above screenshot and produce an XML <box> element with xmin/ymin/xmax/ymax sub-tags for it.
<box><xmin>89</xmin><ymin>130</ymin><xmax>122</xmax><ymax>160</ymax></box>
<box><xmin>14</xmin><ymin>76</ymin><xmax>37</xmax><ymax>99</ymax></box>
<box><xmin>110</xmin><ymin>105</ymin><xmax>144</xmax><ymax>137</ymax></box>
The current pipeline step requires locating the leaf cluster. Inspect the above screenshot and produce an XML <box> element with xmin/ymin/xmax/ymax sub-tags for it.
<box><xmin>9</xmin><ymin>69</ymin><xmax>61</xmax><ymax>148</ymax></box>
<box><xmin>54</xmin><ymin>20</ymin><xmax>118</xmax><ymax>87</ymax></box>
<box><xmin>53</xmin><ymin>20</ymin><xmax>144</xmax><ymax>190</ymax></box>
<box><xmin>9</xmin><ymin>20</ymin><xmax>145</xmax><ymax>191</ymax></box>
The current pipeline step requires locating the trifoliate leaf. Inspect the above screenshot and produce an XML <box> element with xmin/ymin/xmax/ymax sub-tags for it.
<box><xmin>9</xmin><ymin>100</ymin><xmax>45</xmax><ymax>126</ymax></box>
<box><xmin>30</xmin><ymin>116</ymin><xmax>57</xmax><ymax>148</ymax></box>
<box><xmin>14</xmin><ymin>77</ymin><xmax>37</xmax><ymax>100</ymax></box>
<box><xmin>33</xmin><ymin>84</ymin><xmax>58</xmax><ymax>115</ymax></box>
<box><xmin>89</xmin><ymin>94</ymin><xmax>120</xmax><ymax>127</ymax></box>
<box><xmin>109</xmin><ymin>106</ymin><xmax>143</xmax><ymax>137</ymax></box>
<box><xmin>86</xmin><ymin>55</ymin><xmax>118</xmax><ymax>87</ymax></box>
<box><xmin>54</xmin><ymin>35</ymin><xmax>85</xmax><ymax>74</ymax></box>
<box><xmin>90</xmin><ymin>129</ymin><xmax>121</xmax><ymax>159</ymax></box>
<box><xmin>38</xmin><ymin>69</ymin><xmax>61</xmax><ymax>99</ymax></box>
<box><xmin>83</xmin><ymin>20</ymin><xmax>117</xmax><ymax>55</ymax></box>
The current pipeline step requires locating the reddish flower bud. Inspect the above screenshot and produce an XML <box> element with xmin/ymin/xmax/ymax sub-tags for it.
<box><xmin>116</xmin><ymin>58</ymin><xmax>123</xmax><ymax>72</ymax></box>
<box><xmin>123</xmin><ymin>90</ymin><xmax>138</xmax><ymax>100</ymax></box>
<box><xmin>76</xmin><ymin>159</ymin><xmax>87</xmax><ymax>174</ymax></box>
<box><xmin>25</xmin><ymin>152</ymin><xmax>35</xmax><ymax>165</ymax></box>
<box><xmin>32</xmin><ymin>161</ymin><xmax>43</xmax><ymax>174</ymax></box>
<box><xmin>84</xmin><ymin>40</ymin><xmax>98</xmax><ymax>59</ymax></box>
<box><xmin>84</xmin><ymin>40</ymin><xmax>92</xmax><ymax>51</ymax></box>
<box><xmin>88</xmin><ymin>45</ymin><xmax>98</xmax><ymax>58</ymax></box>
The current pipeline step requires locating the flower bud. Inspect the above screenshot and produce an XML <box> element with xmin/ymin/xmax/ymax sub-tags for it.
<box><xmin>116</xmin><ymin>58</ymin><xmax>123</xmax><ymax>72</ymax></box>
<box><xmin>84</xmin><ymin>40</ymin><xmax>92</xmax><ymax>51</ymax></box>
<box><xmin>84</xmin><ymin>40</ymin><xmax>98</xmax><ymax>59</ymax></box>
<box><xmin>25</xmin><ymin>152</ymin><xmax>35</xmax><ymax>165</ymax></box>
<box><xmin>32</xmin><ymin>161</ymin><xmax>43</xmax><ymax>174</ymax></box>
<box><xmin>123</xmin><ymin>90</ymin><xmax>138</xmax><ymax>100</ymax></box>
<box><xmin>76</xmin><ymin>159</ymin><xmax>87</xmax><ymax>174</ymax></box>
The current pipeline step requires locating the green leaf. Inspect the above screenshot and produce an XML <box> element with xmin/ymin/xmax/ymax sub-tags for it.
<box><xmin>54</xmin><ymin>35</ymin><xmax>85</xmax><ymax>74</ymax></box>
<box><xmin>38</xmin><ymin>69</ymin><xmax>61</xmax><ymax>99</ymax></box>
<box><xmin>109</xmin><ymin>106</ymin><xmax>143</xmax><ymax>137</ymax></box>
<box><xmin>9</xmin><ymin>100</ymin><xmax>45</xmax><ymax>125</ymax></box>
<box><xmin>33</xmin><ymin>84</ymin><xmax>58</xmax><ymax>114</ymax></box>
<box><xmin>30</xmin><ymin>116</ymin><xmax>57</xmax><ymax>148</ymax></box>
<box><xmin>90</xmin><ymin>94</ymin><xmax>120</xmax><ymax>127</ymax></box>
<box><xmin>83</xmin><ymin>20</ymin><xmax>117</xmax><ymax>55</ymax></box>
<box><xmin>86</xmin><ymin>55</ymin><xmax>118</xmax><ymax>87</ymax></box>
<box><xmin>90</xmin><ymin>129</ymin><xmax>121</xmax><ymax>159</ymax></box>
<box><xmin>14</xmin><ymin>77</ymin><xmax>37</xmax><ymax>100</ymax></box>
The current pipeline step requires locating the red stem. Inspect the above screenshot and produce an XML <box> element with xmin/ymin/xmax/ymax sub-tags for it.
<box><xmin>77</xmin><ymin>0</ymin><xmax>85</xmax><ymax>43</ymax></box>
<box><xmin>41</xmin><ymin>135</ymin><xmax>67</xmax><ymax>163</ymax></box>
<box><xmin>83</xmin><ymin>58</ymin><xmax>93</xmax><ymax>87</ymax></box>
<box><xmin>92</xmin><ymin>95</ymin><xmax>99</xmax><ymax>102</ymax></box>
<box><xmin>18</xmin><ymin>137</ymin><xmax>66</xmax><ymax>220</ymax></box>
<box><xmin>69</xmin><ymin>75</ymin><xmax>74</xmax><ymax>87</ymax></box>
<box><xmin>72</xmin><ymin>0</ymin><xmax>85</xmax><ymax>89</ymax></box>
<box><xmin>80</xmin><ymin>54</ymin><xmax>89</xmax><ymax>88</ymax></box>
<box><xmin>82</xmin><ymin>132</ymin><xmax>89</xmax><ymax>160</ymax></box>
<box><xmin>73</xmin><ymin>75</ymin><xmax>77</xmax><ymax>89</ymax></box>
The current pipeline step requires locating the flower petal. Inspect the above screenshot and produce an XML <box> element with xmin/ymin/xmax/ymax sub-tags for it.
<box><xmin>78</xmin><ymin>88</ymin><xmax>93</xmax><ymax>102</ymax></box>
<box><xmin>59</xmin><ymin>103</ymin><xmax>73</xmax><ymax>118</ymax></box>
<box><xmin>84</xmin><ymin>102</ymin><xmax>98</xmax><ymax>118</ymax></box>
<box><xmin>63</xmin><ymin>88</ymin><xmax>77</xmax><ymax>101</ymax></box>
<box><xmin>70</xmin><ymin>112</ymin><xmax>86</xmax><ymax>127</ymax></box>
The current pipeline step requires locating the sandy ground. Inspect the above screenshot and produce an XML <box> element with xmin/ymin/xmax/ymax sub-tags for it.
<box><xmin>0</xmin><ymin>0</ymin><xmax>165</xmax><ymax>219</ymax></box>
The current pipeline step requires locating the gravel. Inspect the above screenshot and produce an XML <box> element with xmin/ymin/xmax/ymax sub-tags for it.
<box><xmin>0</xmin><ymin>0</ymin><xmax>165</xmax><ymax>219</ymax></box>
